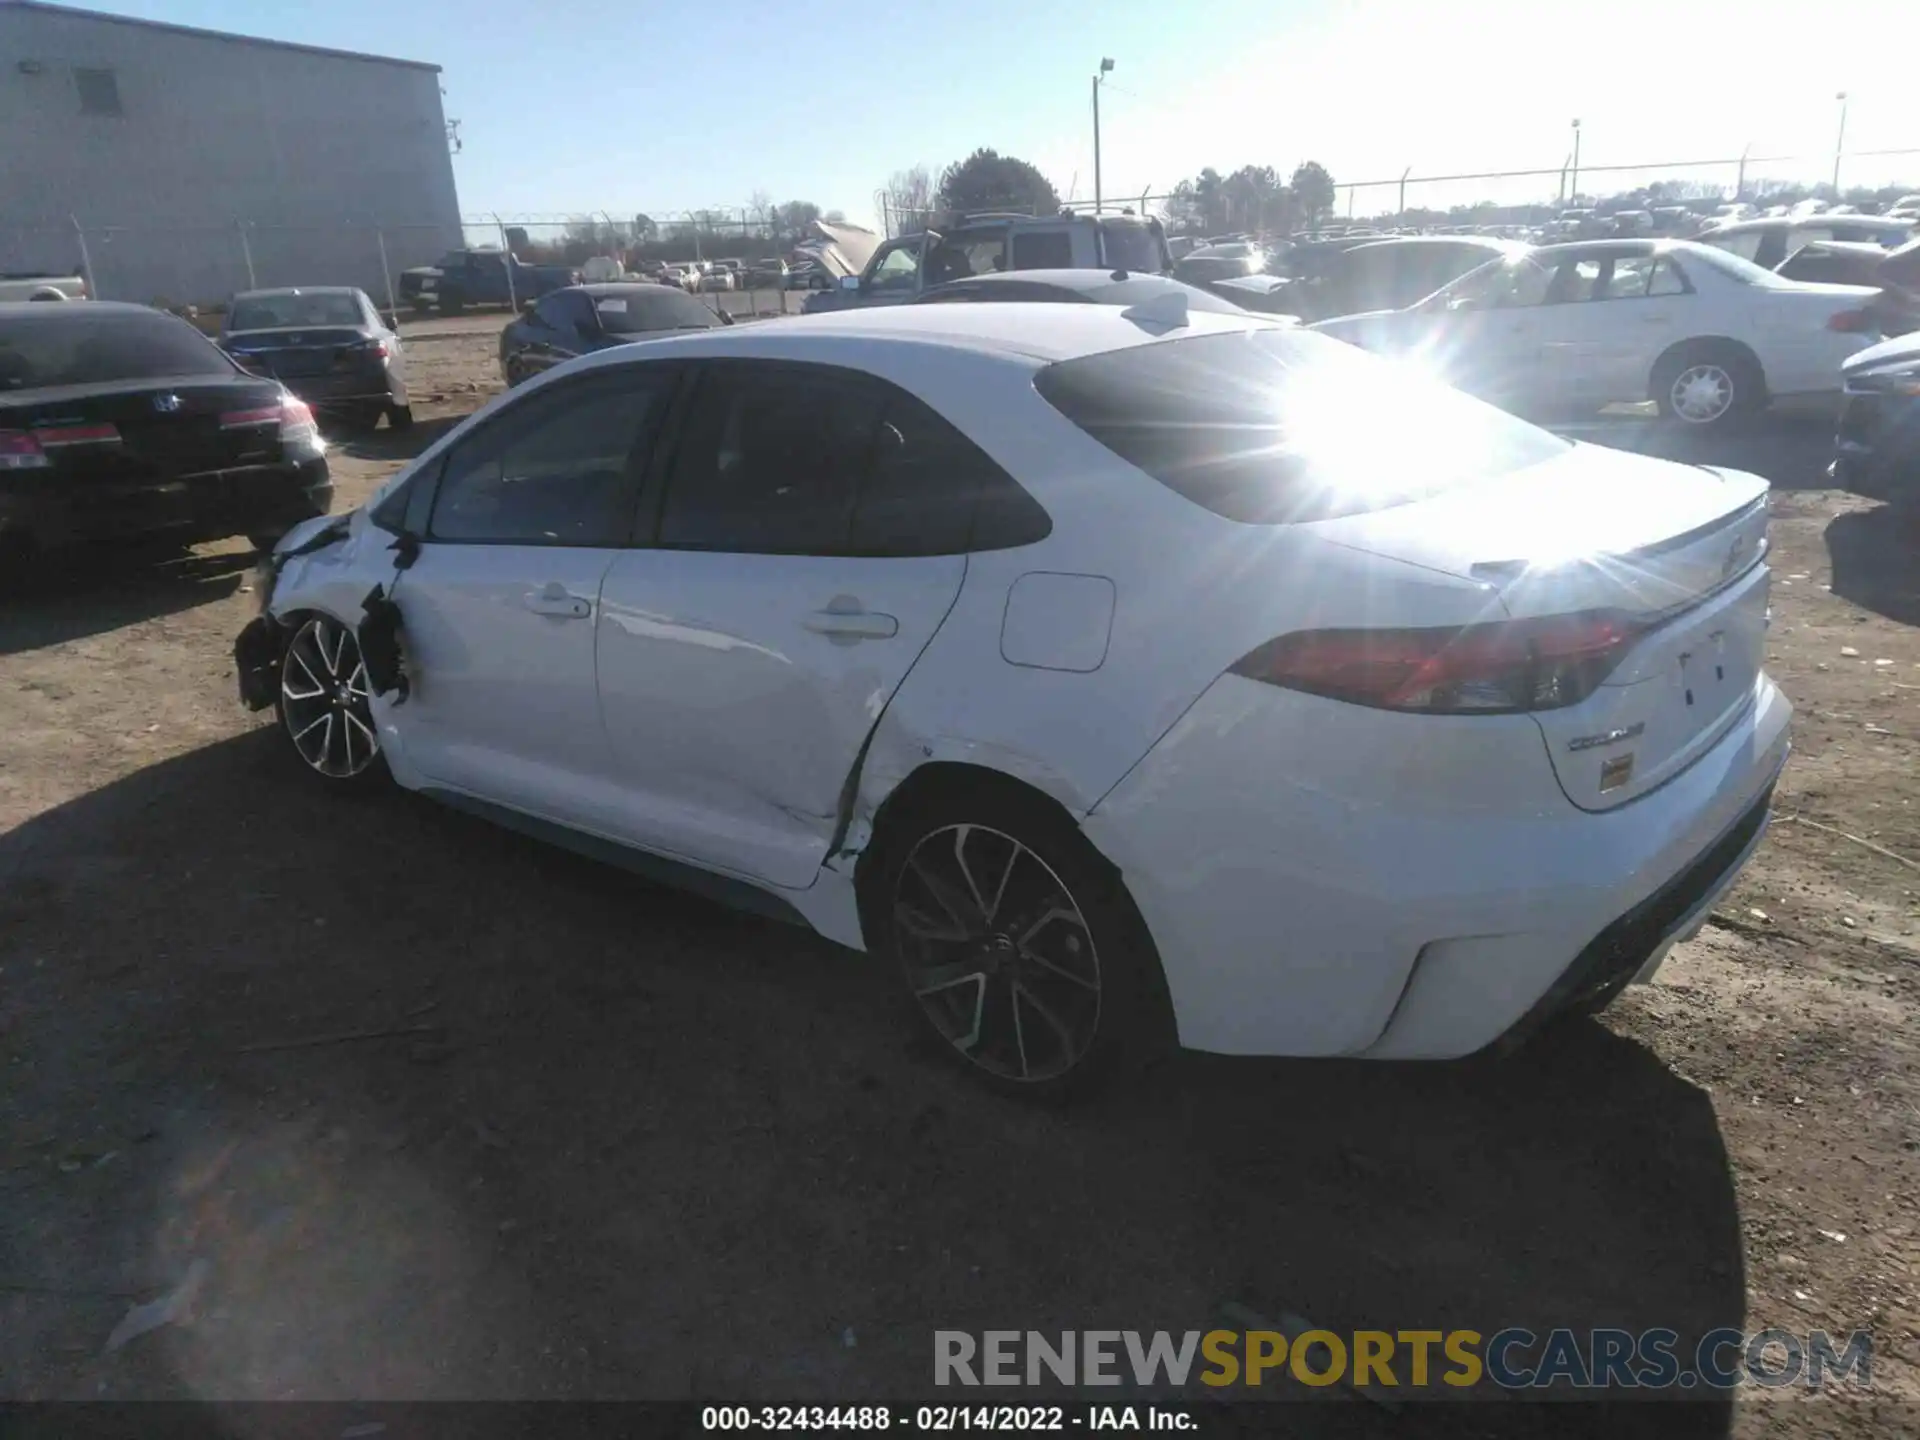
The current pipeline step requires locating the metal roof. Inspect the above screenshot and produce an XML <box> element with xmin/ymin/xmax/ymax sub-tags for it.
<box><xmin>1</xmin><ymin>0</ymin><xmax>442</xmax><ymax>73</ymax></box>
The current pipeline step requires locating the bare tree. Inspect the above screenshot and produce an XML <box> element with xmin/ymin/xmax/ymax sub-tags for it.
<box><xmin>883</xmin><ymin>165</ymin><xmax>937</xmax><ymax>236</ymax></box>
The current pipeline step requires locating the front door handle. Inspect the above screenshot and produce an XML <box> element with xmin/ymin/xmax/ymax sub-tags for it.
<box><xmin>525</xmin><ymin>582</ymin><xmax>591</xmax><ymax>619</ymax></box>
<box><xmin>803</xmin><ymin>597</ymin><xmax>898</xmax><ymax>643</ymax></box>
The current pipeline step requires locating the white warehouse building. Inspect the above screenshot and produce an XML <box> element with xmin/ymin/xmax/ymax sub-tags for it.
<box><xmin>0</xmin><ymin>0</ymin><xmax>463</xmax><ymax>307</ymax></box>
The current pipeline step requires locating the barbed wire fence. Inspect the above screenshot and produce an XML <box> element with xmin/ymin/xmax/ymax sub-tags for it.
<box><xmin>8</xmin><ymin>143</ymin><xmax>1916</xmax><ymax>310</ymax></box>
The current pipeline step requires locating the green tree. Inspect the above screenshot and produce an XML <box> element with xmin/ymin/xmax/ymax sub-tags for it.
<box><xmin>937</xmin><ymin>148</ymin><xmax>1060</xmax><ymax>217</ymax></box>
<box><xmin>776</xmin><ymin>200</ymin><xmax>823</xmax><ymax>243</ymax></box>
<box><xmin>1290</xmin><ymin>161</ymin><xmax>1336</xmax><ymax>225</ymax></box>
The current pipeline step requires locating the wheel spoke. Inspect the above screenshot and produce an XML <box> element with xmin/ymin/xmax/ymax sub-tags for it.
<box><xmin>343</xmin><ymin>709</ymin><xmax>378</xmax><ymax>754</ymax></box>
<box><xmin>954</xmin><ymin>825</ymin><xmax>1017</xmax><ymax>923</ymax></box>
<box><xmin>1011</xmin><ymin>980</ymin><xmax>1078</xmax><ymax>1067</ymax></box>
<box><xmin>913</xmin><ymin>960</ymin><xmax>989</xmax><ymax>998</ymax></box>
<box><xmin>287</xmin><ymin>648</ymin><xmax>326</xmax><ymax>697</ymax></box>
<box><xmin>896</xmin><ymin>899</ymin><xmax>971</xmax><ymax>944</ymax></box>
<box><xmin>1020</xmin><ymin>943</ymin><xmax>1099</xmax><ymax>991</ymax></box>
<box><xmin>289</xmin><ymin>711</ymin><xmax>330</xmax><ymax>744</ymax></box>
<box><xmin>907</xmin><ymin>852</ymin><xmax>980</xmax><ymax>933</ymax></box>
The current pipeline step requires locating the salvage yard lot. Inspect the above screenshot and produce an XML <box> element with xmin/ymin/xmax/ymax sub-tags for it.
<box><xmin>1</xmin><ymin>329</ymin><xmax>1916</xmax><ymax>1431</ymax></box>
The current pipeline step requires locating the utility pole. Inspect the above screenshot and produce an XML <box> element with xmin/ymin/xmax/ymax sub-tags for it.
<box><xmin>1833</xmin><ymin>92</ymin><xmax>1849</xmax><ymax>197</ymax></box>
<box><xmin>1569</xmin><ymin>118</ymin><xmax>1582</xmax><ymax>201</ymax></box>
<box><xmin>1093</xmin><ymin>58</ymin><xmax>1114</xmax><ymax>214</ymax></box>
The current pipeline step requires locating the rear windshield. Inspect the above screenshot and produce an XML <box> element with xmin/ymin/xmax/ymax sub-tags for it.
<box><xmin>0</xmin><ymin>309</ymin><xmax>232</xmax><ymax>391</ymax></box>
<box><xmin>228</xmin><ymin>292</ymin><xmax>363</xmax><ymax>330</ymax></box>
<box><xmin>1033</xmin><ymin>327</ymin><xmax>1569</xmax><ymax>524</ymax></box>
<box><xmin>1100</xmin><ymin>221</ymin><xmax>1167</xmax><ymax>274</ymax></box>
<box><xmin>594</xmin><ymin>289</ymin><xmax>720</xmax><ymax>333</ymax></box>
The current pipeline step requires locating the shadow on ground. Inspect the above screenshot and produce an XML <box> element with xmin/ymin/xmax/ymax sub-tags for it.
<box><xmin>1826</xmin><ymin>505</ymin><xmax>1920</xmax><ymax>628</ymax></box>
<box><xmin>0</xmin><ymin>547</ymin><xmax>253</xmax><ymax>657</ymax></box>
<box><xmin>0</xmin><ymin>731</ymin><xmax>1743</xmax><ymax>1431</ymax></box>
<box><xmin>1565</xmin><ymin>413</ymin><xmax>1835</xmax><ymax>492</ymax></box>
<box><xmin>326</xmin><ymin>415</ymin><xmax>461</xmax><ymax>465</ymax></box>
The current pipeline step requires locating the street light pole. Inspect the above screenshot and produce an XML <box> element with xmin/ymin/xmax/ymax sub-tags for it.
<box><xmin>1832</xmin><ymin>91</ymin><xmax>1849</xmax><ymax>197</ymax></box>
<box><xmin>1569</xmin><ymin>118</ymin><xmax>1582</xmax><ymax>201</ymax></box>
<box><xmin>1093</xmin><ymin>58</ymin><xmax>1114</xmax><ymax>214</ymax></box>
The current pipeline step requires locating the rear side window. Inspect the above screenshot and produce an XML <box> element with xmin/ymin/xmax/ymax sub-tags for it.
<box><xmin>1034</xmin><ymin>328</ymin><xmax>1569</xmax><ymax>525</ymax></box>
<box><xmin>0</xmin><ymin>310</ymin><xmax>231</xmax><ymax>391</ymax></box>
<box><xmin>657</xmin><ymin>360</ymin><xmax>1050</xmax><ymax>556</ymax></box>
<box><xmin>1011</xmin><ymin>231</ymin><xmax>1074</xmax><ymax>269</ymax></box>
<box><xmin>1100</xmin><ymin>222</ymin><xmax>1167</xmax><ymax>273</ymax></box>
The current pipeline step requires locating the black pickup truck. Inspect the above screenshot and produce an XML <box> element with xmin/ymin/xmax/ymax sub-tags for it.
<box><xmin>399</xmin><ymin>250</ymin><xmax>580</xmax><ymax>315</ymax></box>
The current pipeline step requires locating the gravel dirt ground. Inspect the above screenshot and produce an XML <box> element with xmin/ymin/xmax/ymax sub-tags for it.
<box><xmin>1</xmin><ymin>328</ymin><xmax>1916</xmax><ymax>1436</ymax></box>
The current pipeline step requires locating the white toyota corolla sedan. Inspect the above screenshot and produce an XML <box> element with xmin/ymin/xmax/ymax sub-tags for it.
<box><xmin>236</xmin><ymin>300</ymin><xmax>1791</xmax><ymax>1093</ymax></box>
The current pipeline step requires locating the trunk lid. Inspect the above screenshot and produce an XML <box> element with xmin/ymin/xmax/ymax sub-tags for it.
<box><xmin>223</xmin><ymin>327</ymin><xmax>373</xmax><ymax>379</ymax></box>
<box><xmin>1307</xmin><ymin>443</ymin><xmax>1772</xmax><ymax>809</ymax></box>
<box><xmin>4</xmin><ymin>376</ymin><xmax>291</xmax><ymax>484</ymax></box>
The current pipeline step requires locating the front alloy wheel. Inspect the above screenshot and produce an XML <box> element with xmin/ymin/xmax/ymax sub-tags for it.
<box><xmin>279</xmin><ymin>615</ymin><xmax>380</xmax><ymax>782</ymax></box>
<box><xmin>893</xmin><ymin>824</ymin><xmax>1102</xmax><ymax>1085</ymax></box>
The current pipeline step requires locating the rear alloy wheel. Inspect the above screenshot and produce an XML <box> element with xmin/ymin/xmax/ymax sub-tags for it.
<box><xmin>875</xmin><ymin>792</ymin><xmax>1171</xmax><ymax>1094</ymax></box>
<box><xmin>1654</xmin><ymin>345</ymin><xmax>1763</xmax><ymax>429</ymax></box>
<box><xmin>277</xmin><ymin>614</ymin><xmax>383</xmax><ymax>786</ymax></box>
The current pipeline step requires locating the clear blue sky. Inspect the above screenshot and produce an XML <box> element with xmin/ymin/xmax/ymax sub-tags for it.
<box><xmin>73</xmin><ymin>0</ymin><xmax>1920</xmax><ymax>226</ymax></box>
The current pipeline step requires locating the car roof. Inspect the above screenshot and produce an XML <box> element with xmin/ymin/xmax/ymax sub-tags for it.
<box><xmin>1343</xmin><ymin>236</ymin><xmax>1515</xmax><ymax>253</ymax></box>
<box><xmin>0</xmin><ymin>300</ymin><xmax>170</xmax><ymax>318</ymax></box>
<box><xmin>232</xmin><ymin>286</ymin><xmax>359</xmax><ymax>300</ymax></box>
<box><xmin>1527</xmin><ymin>239</ymin><xmax>1680</xmax><ymax>257</ymax></box>
<box><xmin>570</xmin><ymin>297</ymin><xmax>1276</xmax><ymax>372</ymax></box>
<box><xmin>575</xmin><ymin>282</ymin><xmax>695</xmax><ymax>298</ymax></box>
<box><xmin>1705</xmin><ymin>216</ymin><xmax>1912</xmax><ymax>235</ymax></box>
<box><xmin>916</xmin><ymin>269</ymin><xmax>1243</xmax><ymax>312</ymax></box>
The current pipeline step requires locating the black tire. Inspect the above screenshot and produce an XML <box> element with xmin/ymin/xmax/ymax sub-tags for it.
<box><xmin>387</xmin><ymin>403</ymin><xmax>414</xmax><ymax>431</ymax></box>
<box><xmin>273</xmin><ymin>613</ymin><xmax>388</xmax><ymax>792</ymax></box>
<box><xmin>436</xmin><ymin>292</ymin><xmax>465</xmax><ymax>316</ymax></box>
<box><xmin>1652</xmin><ymin>342</ymin><xmax>1765</xmax><ymax>430</ymax></box>
<box><xmin>863</xmin><ymin>777</ymin><xmax>1174</xmax><ymax>1097</ymax></box>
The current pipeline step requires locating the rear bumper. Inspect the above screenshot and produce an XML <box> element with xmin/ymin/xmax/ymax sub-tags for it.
<box><xmin>0</xmin><ymin>455</ymin><xmax>332</xmax><ymax>551</ymax></box>
<box><xmin>1082</xmin><ymin>672</ymin><xmax>1792</xmax><ymax>1059</ymax></box>
<box><xmin>275</xmin><ymin>365</ymin><xmax>403</xmax><ymax>411</ymax></box>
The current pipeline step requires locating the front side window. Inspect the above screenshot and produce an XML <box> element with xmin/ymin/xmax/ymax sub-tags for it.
<box><xmin>429</xmin><ymin>370</ymin><xmax>670</xmax><ymax>545</ymax></box>
<box><xmin>925</xmin><ymin>231</ymin><xmax>1007</xmax><ymax>286</ymax></box>
<box><xmin>867</xmin><ymin>242</ymin><xmax>923</xmax><ymax>292</ymax></box>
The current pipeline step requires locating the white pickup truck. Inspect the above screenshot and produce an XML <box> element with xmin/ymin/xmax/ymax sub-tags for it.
<box><xmin>0</xmin><ymin>273</ymin><xmax>87</xmax><ymax>302</ymax></box>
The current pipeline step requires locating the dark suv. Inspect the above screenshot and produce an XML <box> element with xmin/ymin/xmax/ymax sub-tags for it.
<box><xmin>804</xmin><ymin>211</ymin><xmax>1171</xmax><ymax>313</ymax></box>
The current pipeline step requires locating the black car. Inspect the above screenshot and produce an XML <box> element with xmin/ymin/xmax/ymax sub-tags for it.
<box><xmin>220</xmin><ymin>287</ymin><xmax>412</xmax><ymax>432</ymax></box>
<box><xmin>1834</xmin><ymin>330</ymin><xmax>1920</xmax><ymax>509</ymax></box>
<box><xmin>0</xmin><ymin>302</ymin><xmax>332</xmax><ymax>564</ymax></box>
<box><xmin>1171</xmin><ymin>241</ymin><xmax>1271</xmax><ymax>289</ymax></box>
<box><xmin>1276</xmin><ymin>236</ymin><xmax>1518</xmax><ymax>322</ymax></box>
<box><xmin>913</xmin><ymin>269</ymin><xmax>1254</xmax><ymax>315</ymax></box>
<box><xmin>498</xmin><ymin>283</ymin><xmax>728</xmax><ymax>386</ymax></box>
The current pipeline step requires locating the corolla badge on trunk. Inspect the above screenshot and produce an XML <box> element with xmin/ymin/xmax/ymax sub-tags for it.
<box><xmin>1567</xmin><ymin>721</ymin><xmax>1645</xmax><ymax>753</ymax></box>
<box><xmin>152</xmin><ymin>392</ymin><xmax>181</xmax><ymax>413</ymax></box>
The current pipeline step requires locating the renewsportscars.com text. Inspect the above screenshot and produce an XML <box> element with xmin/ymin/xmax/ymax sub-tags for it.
<box><xmin>934</xmin><ymin>1328</ymin><xmax>1873</xmax><ymax>1392</ymax></box>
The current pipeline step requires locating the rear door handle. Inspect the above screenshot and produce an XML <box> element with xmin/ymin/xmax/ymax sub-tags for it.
<box><xmin>525</xmin><ymin>582</ymin><xmax>591</xmax><ymax>619</ymax></box>
<box><xmin>803</xmin><ymin>600</ymin><xmax>898</xmax><ymax>643</ymax></box>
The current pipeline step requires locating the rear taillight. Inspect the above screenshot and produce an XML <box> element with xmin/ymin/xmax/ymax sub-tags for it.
<box><xmin>32</xmin><ymin>422</ymin><xmax>121</xmax><ymax>449</ymax></box>
<box><xmin>1229</xmin><ymin>611</ymin><xmax>1644</xmax><ymax>714</ymax></box>
<box><xmin>345</xmin><ymin>338</ymin><xmax>390</xmax><ymax>361</ymax></box>
<box><xmin>220</xmin><ymin>398</ymin><xmax>320</xmax><ymax>447</ymax></box>
<box><xmin>0</xmin><ymin>431</ymin><xmax>51</xmax><ymax>471</ymax></box>
<box><xmin>1827</xmin><ymin>308</ymin><xmax>1876</xmax><ymax>333</ymax></box>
